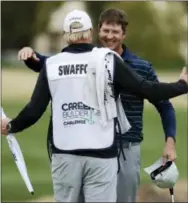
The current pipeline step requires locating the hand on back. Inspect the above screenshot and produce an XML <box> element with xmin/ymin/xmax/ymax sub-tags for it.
<box><xmin>18</xmin><ymin>47</ymin><xmax>40</xmax><ymax>62</ymax></box>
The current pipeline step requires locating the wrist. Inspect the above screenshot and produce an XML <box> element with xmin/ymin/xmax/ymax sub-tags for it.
<box><xmin>179</xmin><ymin>79</ymin><xmax>187</xmax><ymax>86</ymax></box>
<box><xmin>166</xmin><ymin>136</ymin><xmax>176</xmax><ymax>144</ymax></box>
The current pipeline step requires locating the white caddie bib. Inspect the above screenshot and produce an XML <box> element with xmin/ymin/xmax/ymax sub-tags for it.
<box><xmin>46</xmin><ymin>51</ymin><xmax>115</xmax><ymax>150</ymax></box>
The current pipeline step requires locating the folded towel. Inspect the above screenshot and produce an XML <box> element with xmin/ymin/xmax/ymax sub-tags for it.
<box><xmin>83</xmin><ymin>47</ymin><xmax>131</xmax><ymax>133</ymax></box>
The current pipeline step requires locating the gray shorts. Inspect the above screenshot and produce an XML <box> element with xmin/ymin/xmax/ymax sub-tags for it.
<box><xmin>51</xmin><ymin>153</ymin><xmax>118</xmax><ymax>202</ymax></box>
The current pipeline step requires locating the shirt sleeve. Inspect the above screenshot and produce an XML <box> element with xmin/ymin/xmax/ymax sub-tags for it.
<box><xmin>146</xmin><ymin>64</ymin><xmax>176</xmax><ymax>140</ymax></box>
<box><xmin>24</xmin><ymin>52</ymin><xmax>48</xmax><ymax>72</ymax></box>
<box><xmin>113</xmin><ymin>55</ymin><xmax>188</xmax><ymax>102</ymax></box>
<box><xmin>9</xmin><ymin>65</ymin><xmax>51</xmax><ymax>133</ymax></box>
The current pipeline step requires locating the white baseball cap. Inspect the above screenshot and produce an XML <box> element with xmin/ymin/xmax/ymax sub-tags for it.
<box><xmin>144</xmin><ymin>158</ymin><xmax>179</xmax><ymax>189</ymax></box>
<box><xmin>63</xmin><ymin>9</ymin><xmax>93</xmax><ymax>33</ymax></box>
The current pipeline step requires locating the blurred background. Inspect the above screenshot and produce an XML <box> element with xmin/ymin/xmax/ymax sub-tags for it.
<box><xmin>1</xmin><ymin>1</ymin><xmax>188</xmax><ymax>202</ymax></box>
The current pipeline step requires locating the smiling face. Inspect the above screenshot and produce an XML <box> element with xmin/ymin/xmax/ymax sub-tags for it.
<box><xmin>98</xmin><ymin>9</ymin><xmax>128</xmax><ymax>55</ymax></box>
<box><xmin>99</xmin><ymin>22</ymin><xmax>126</xmax><ymax>55</ymax></box>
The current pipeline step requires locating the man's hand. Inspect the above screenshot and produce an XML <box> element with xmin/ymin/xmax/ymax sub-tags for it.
<box><xmin>18</xmin><ymin>47</ymin><xmax>40</xmax><ymax>62</ymax></box>
<box><xmin>1</xmin><ymin>118</ymin><xmax>11</xmax><ymax>135</ymax></box>
<box><xmin>179</xmin><ymin>66</ymin><xmax>188</xmax><ymax>84</ymax></box>
<box><xmin>162</xmin><ymin>137</ymin><xmax>177</xmax><ymax>164</ymax></box>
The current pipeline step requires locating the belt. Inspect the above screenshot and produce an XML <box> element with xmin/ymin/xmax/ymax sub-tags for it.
<box><xmin>117</xmin><ymin>142</ymin><xmax>140</xmax><ymax>149</ymax></box>
<box><xmin>117</xmin><ymin>142</ymin><xmax>140</xmax><ymax>173</ymax></box>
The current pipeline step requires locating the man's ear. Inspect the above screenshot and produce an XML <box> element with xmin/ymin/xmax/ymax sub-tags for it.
<box><xmin>122</xmin><ymin>33</ymin><xmax>126</xmax><ymax>41</ymax></box>
<box><xmin>123</xmin><ymin>28</ymin><xmax>128</xmax><ymax>40</ymax></box>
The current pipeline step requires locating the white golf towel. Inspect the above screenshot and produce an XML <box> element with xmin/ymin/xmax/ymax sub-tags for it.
<box><xmin>1</xmin><ymin>107</ymin><xmax>34</xmax><ymax>194</ymax></box>
<box><xmin>83</xmin><ymin>47</ymin><xmax>131</xmax><ymax>134</ymax></box>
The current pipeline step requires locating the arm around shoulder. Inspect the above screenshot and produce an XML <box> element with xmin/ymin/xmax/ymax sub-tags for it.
<box><xmin>114</xmin><ymin>55</ymin><xmax>188</xmax><ymax>102</ymax></box>
<box><xmin>18</xmin><ymin>47</ymin><xmax>48</xmax><ymax>72</ymax></box>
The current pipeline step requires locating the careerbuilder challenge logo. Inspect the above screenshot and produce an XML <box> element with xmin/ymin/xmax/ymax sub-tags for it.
<box><xmin>62</xmin><ymin>102</ymin><xmax>99</xmax><ymax>126</ymax></box>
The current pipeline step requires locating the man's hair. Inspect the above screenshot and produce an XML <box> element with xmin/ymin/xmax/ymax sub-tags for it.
<box><xmin>63</xmin><ymin>21</ymin><xmax>92</xmax><ymax>44</ymax></box>
<box><xmin>99</xmin><ymin>8</ymin><xmax>128</xmax><ymax>33</ymax></box>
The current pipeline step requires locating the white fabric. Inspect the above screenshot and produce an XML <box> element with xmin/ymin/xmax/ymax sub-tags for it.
<box><xmin>83</xmin><ymin>47</ymin><xmax>131</xmax><ymax>134</ymax></box>
<box><xmin>63</xmin><ymin>10</ymin><xmax>92</xmax><ymax>33</ymax></box>
<box><xmin>46</xmin><ymin>51</ymin><xmax>114</xmax><ymax>150</ymax></box>
<box><xmin>1</xmin><ymin>107</ymin><xmax>34</xmax><ymax>194</ymax></box>
<box><xmin>1</xmin><ymin>106</ymin><xmax>6</xmax><ymax>119</ymax></box>
<box><xmin>144</xmin><ymin>157</ymin><xmax>179</xmax><ymax>189</ymax></box>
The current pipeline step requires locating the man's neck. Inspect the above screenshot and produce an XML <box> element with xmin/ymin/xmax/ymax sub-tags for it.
<box><xmin>73</xmin><ymin>39</ymin><xmax>92</xmax><ymax>44</ymax></box>
<box><xmin>114</xmin><ymin>45</ymin><xmax>124</xmax><ymax>56</ymax></box>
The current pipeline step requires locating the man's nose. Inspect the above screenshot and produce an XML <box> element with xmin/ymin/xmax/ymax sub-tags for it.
<box><xmin>106</xmin><ymin>32</ymin><xmax>113</xmax><ymax>39</ymax></box>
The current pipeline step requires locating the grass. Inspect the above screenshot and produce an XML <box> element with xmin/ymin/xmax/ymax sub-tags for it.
<box><xmin>1</xmin><ymin>100</ymin><xmax>187</xmax><ymax>202</ymax></box>
<box><xmin>1</xmin><ymin>102</ymin><xmax>53</xmax><ymax>202</ymax></box>
<box><xmin>141</xmin><ymin>104</ymin><xmax>187</xmax><ymax>183</ymax></box>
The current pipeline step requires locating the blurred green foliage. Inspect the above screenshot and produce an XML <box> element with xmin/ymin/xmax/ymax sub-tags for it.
<box><xmin>1</xmin><ymin>1</ymin><xmax>37</xmax><ymax>50</ymax></box>
<box><xmin>34</xmin><ymin>1</ymin><xmax>62</xmax><ymax>35</ymax></box>
<box><xmin>1</xmin><ymin>1</ymin><xmax>187</xmax><ymax>70</ymax></box>
<box><xmin>1</xmin><ymin>1</ymin><xmax>62</xmax><ymax>50</ymax></box>
<box><xmin>1</xmin><ymin>102</ymin><xmax>52</xmax><ymax>202</ymax></box>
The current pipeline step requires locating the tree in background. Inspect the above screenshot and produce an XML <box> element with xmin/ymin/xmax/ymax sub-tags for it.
<box><xmin>1</xmin><ymin>1</ymin><xmax>37</xmax><ymax>50</ymax></box>
<box><xmin>86</xmin><ymin>2</ymin><xmax>106</xmax><ymax>43</ymax></box>
<box><xmin>1</xmin><ymin>1</ymin><xmax>61</xmax><ymax>51</ymax></box>
<box><xmin>34</xmin><ymin>1</ymin><xmax>62</xmax><ymax>35</ymax></box>
<box><xmin>2</xmin><ymin>1</ymin><xmax>187</xmax><ymax>70</ymax></box>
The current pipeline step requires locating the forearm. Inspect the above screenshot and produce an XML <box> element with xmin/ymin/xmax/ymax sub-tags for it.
<box><xmin>9</xmin><ymin>68</ymin><xmax>50</xmax><ymax>133</ymax></box>
<box><xmin>154</xmin><ymin>101</ymin><xmax>176</xmax><ymax>141</ymax></box>
<box><xmin>114</xmin><ymin>56</ymin><xmax>188</xmax><ymax>102</ymax></box>
<box><xmin>9</xmin><ymin>102</ymin><xmax>48</xmax><ymax>133</ymax></box>
<box><xmin>141</xmin><ymin>80</ymin><xmax>188</xmax><ymax>102</ymax></box>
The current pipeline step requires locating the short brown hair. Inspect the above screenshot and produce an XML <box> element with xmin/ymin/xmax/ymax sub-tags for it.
<box><xmin>63</xmin><ymin>21</ymin><xmax>92</xmax><ymax>44</ymax></box>
<box><xmin>99</xmin><ymin>8</ymin><xmax>128</xmax><ymax>33</ymax></box>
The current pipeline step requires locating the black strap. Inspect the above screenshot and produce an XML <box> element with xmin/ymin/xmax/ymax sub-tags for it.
<box><xmin>115</xmin><ymin>117</ymin><xmax>126</xmax><ymax>173</ymax></box>
<box><xmin>47</xmin><ymin>134</ymin><xmax>52</xmax><ymax>162</ymax></box>
<box><xmin>47</xmin><ymin>117</ymin><xmax>52</xmax><ymax>162</ymax></box>
<box><xmin>150</xmin><ymin>161</ymin><xmax>172</xmax><ymax>180</ymax></box>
